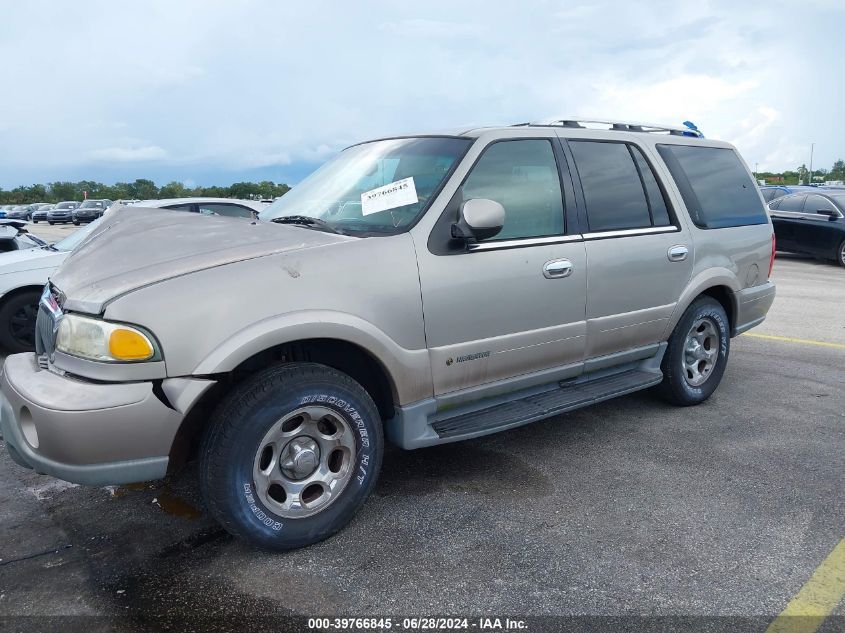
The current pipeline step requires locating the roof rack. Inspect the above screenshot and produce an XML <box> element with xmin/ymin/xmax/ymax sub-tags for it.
<box><xmin>514</xmin><ymin>117</ymin><xmax>704</xmax><ymax>138</ymax></box>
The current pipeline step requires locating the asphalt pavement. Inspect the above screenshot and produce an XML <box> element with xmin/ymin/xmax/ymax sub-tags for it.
<box><xmin>0</xmin><ymin>250</ymin><xmax>842</xmax><ymax>631</ymax></box>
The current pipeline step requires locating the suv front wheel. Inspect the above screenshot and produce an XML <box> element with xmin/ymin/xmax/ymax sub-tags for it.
<box><xmin>657</xmin><ymin>296</ymin><xmax>730</xmax><ymax>406</ymax></box>
<box><xmin>199</xmin><ymin>362</ymin><xmax>383</xmax><ymax>550</ymax></box>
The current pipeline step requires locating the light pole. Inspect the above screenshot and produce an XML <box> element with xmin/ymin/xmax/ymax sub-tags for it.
<box><xmin>809</xmin><ymin>143</ymin><xmax>815</xmax><ymax>184</ymax></box>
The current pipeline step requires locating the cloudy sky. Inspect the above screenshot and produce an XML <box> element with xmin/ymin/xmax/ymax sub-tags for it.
<box><xmin>1</xmin><ymin>0</ymin><xmax>843</xmax><ymax>189</ymax></box>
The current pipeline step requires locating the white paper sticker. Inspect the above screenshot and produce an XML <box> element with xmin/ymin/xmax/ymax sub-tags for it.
<box><xmin>360</xmin><ymin>177</ymin><xmax>418</xmax><ymax>215</ymax></box>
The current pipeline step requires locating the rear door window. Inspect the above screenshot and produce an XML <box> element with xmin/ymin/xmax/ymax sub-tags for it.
<box><xmin>569</xmin><ymin>141</ymin><xmax>673</xmax><ymax>232</ymax></box>
<box><xmin>656</xmin><ymin>144</ymin><xmax>767</xmax><ymax>229</ymax></box>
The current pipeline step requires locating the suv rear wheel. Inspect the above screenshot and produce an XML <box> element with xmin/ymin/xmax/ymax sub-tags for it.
<box><xmin>837</xmin><ymin>239</ymin><xmax>845</xmax><ymax>268</ymax></box>
<box><xmin>657</xmin><ymin>296</ymin><xmax>730</xmax><ymax>406</ymax></box>
<box><xmin>199</xmin><ymin>362</ymin><xmax>383</xmax><ymax>550</ymax></box>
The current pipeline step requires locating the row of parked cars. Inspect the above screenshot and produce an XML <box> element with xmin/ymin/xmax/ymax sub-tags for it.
<box><xmin>0</xmin><ymin>200</ymin><xmax>129</xmax><ymax>225</ymax></box>
<box><xmin>760</xmin><ymin>185</ymin><xmax>845</xmax><ymax>267</ymax></box>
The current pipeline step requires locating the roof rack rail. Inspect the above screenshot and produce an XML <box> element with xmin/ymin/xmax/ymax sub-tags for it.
<box><xmin>515</xmin><ymin>117</ymin><xmax>704</xmax><ymax>138</ymax></box>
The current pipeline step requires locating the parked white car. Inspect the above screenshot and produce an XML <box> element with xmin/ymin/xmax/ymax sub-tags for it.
<box><xmin>0</xmin><ymin>198</ymin><xmax>268</xmax><ymax>352</ymax></box>
<box><xmin>0</xmin><ymin>221</ymin><xmax>101</xmax><ymax>352</ymax></box>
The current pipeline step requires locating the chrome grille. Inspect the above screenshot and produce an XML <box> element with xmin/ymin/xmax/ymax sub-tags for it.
<box><xmin>34</xmin><ymin>304</ymin><xmax>55</xmax><ymax>357</ymax></box>
<box><xmin>34</xmin><ymin>284</ymin><xmax>62</xmax><ymax>358</ymax></box>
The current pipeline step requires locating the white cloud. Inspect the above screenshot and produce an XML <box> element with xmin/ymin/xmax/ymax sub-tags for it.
<box><xmin>0</xmin><ymin>0</ymin><xmax>843</xmax><ymax>185</ymax></box>
<box><xmin>88</xmin><ymin>145</ymin><xmax>169</xmax><ymax>162</ymax></box>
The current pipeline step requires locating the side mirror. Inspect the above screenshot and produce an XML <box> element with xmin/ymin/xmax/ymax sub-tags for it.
<box><xmin>451</xmin><ymin>198</ymin><xmax>505</xmax><ymax>242</ymax></box>
<box><xmin>817</xmin><ymin>209</ymin><xmax>839</xmax><ymax>221</ymax></box>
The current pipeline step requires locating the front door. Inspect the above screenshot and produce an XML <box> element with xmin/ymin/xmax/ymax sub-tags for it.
<box><xmin>790</xmin><ymin>194</ymin><xmax>843</xmax><ymax>257</ymax></box>
<box><xmin>563</xmin><ymin>138</ymin><xmax>694</xmax><ymax>359</ymax></box>
<box><xmin>415</xmin><ymin>137</ymin><xmax>587</xmax><ymax>398</ymax></box>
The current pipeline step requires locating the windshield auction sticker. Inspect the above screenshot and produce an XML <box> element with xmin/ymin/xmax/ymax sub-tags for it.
<box><xmin>361</xmin><ymin>177</ymin><xmax>418</xmax><ymax>215</ymax></box>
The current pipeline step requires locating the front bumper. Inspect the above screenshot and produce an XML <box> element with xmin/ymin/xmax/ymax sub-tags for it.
<box><xmin>0</xmin><ymin>353</ymin><xmax>184</xmax><ymax>485</ymax></box>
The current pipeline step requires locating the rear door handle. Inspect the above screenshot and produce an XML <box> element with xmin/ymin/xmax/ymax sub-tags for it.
<box><xmin>543</xmin><ymin>258</ymin><xmax>573</xmax><ymax>279</ymax></box>
<box><xmin>667</xmin><ymin>245</ymin><xmax>689</xmax><ymax>262</ymax></box>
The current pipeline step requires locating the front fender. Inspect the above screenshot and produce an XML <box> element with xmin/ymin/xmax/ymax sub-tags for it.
<box><xmin>192</xmin><ymin>310</ymin><xmax>432</xmax><ymax>405</ymax></box>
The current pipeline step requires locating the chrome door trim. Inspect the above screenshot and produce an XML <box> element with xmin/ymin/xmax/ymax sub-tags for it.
<box><xmin>582</xmin><ymin>226</ymin><xmax>680</xmax><ymax>240</ymax></box>
<box><xmin>467</xmin><ymin>234</ymin><xmax>582</xmax><ymax>252</ymax></box>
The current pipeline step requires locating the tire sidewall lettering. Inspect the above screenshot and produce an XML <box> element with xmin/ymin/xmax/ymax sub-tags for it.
<box><xmin>235</xmin><ymin>387</ymin><xmax>375</xmax><ymax>536</ymax></box>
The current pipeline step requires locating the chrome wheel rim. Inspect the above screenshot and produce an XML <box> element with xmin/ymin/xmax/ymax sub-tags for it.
<box><xmin>683</xmin><ymin>317</ymin><xmax>719</xmax><ymax>387</ymax></box>
<box><xmin>252</xmin><ymin>405</ymin><xmax>356</xmax><ymax>519</ymax></box>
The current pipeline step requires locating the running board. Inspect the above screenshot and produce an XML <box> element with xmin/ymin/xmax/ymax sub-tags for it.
<box><xmin>432</xmin><ymin>369</ymin><xmax>663</xmax><ymax>439</ymax></box>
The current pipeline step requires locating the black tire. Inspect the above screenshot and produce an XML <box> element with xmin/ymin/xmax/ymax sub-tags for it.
<box><xmin>837</xmin><ymin>239</ymin><xmax>845</xmax><ymax>268</ymax></box>
<box><xmin>72</xmin><ymin>220</ymin><xmax>80</xmax><ymax>226</ymax></box>
<box><xmin>656</xmin><ymin>296</ymin><xmax>730</xmax><ymax>406</ymax></box>
<box><xmin>199</xmin><ymin>362</ymin><xmax>384</xmax><ymax>551</ymax></box>
<box><xmin>32</xmin><ymin>220</ymin><xmax>38</xmax><ymax>224</ymax></box>
<box><xmin>47</xmin><ymin>221</ymin><xmax>54</xmax><ymax>225</ymax></box>
<box><xmin>0</xmin><ymin>289</ymin><xmax>41</xmax><ymax>353</ymax></box>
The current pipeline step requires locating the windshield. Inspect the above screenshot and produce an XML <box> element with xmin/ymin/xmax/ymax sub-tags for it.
<box><xmin>79</xmin><ymin>200</ymin><xmax>104</xmax><ymax>208</ymax></box>
<box><xmin>53</xmin><ymin>217</ymin><xmax>102</xmax><ymax>251</ymax></box>
<box><xmin>57</xmin><ymin>202</ymin><xmax>77</xmax><ymax>209</ymax></box>
<box><xmin>259</xmin><ymin>137</ymin><xmax>471</xmax><ymax>234</ymax></box>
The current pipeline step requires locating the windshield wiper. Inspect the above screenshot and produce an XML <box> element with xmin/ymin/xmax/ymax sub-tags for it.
<box><xmin>269</xmin><ymin>215</ymin><xmax>343</xmax><ymax>234</ymax></box>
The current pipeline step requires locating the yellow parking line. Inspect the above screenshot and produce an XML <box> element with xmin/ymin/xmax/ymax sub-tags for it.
<box><xmin>766</xmin><ymin>538</ymin><xmax>845</xmax><ymax>633</ymax></box>
<box><xmin>743</xmin><ymin>332</ymin><xmax>845</xmax><ymax>351</ymax></box>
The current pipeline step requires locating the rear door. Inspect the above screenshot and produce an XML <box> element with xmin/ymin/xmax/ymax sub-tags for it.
<box><xmin>563</xmin><ymin>137</ymin><xmax>693</xmax><ymax>359</ymax></box>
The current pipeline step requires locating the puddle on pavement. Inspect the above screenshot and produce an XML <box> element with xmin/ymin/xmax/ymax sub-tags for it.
<box><xmin>108</xmin><ymin>483</ymin><xmax>202</xmax><ymax>520</ymax></box>
<box><xmin>153</xmin><ymin>491</ymin><xmax>202</xmax><ymax>520</ymax></box>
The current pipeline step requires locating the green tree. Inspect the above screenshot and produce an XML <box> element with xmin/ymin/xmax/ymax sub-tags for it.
<box><xmin>127</xmin><ymin>179</ymin><xmax>158</xmax><ymax>200</ymax></box>
<box><xmin>159</xmin><ymin>181</ymin><xmax>188</xmax><ymax>198</ymax></box>
<box><xmin>49</xmin><ymin>181</ymin><xmax>81</xmax><ymax>201</ymax></box>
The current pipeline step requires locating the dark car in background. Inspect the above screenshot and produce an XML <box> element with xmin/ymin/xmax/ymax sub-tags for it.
<box><xmin>72</xmin><ymin>199</ymin><xmax>112</xmax><ymax>224</ymax></box>
<box><xmin>46</xmin><ymin>201</ymin><xmax>80</xmax><ymax>224</ymax></box>
<box><xmin>769</xmin><ymin>191</ymin><xmax>845</xmax><ymax>267</ymax></box>
<box><xmin>32</xmin><ymin>204</ymin><xmax>54</xmax><ymax>223</ymax></box>
<box><xmin>5</xmin><ymin>206</ymin><xmax>30</xmax><ymax>220</ymax></box>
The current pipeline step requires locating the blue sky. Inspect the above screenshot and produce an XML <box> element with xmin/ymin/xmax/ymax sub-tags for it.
<box><xmin>1</xmin><ymin>0</ymin><xmax>843</xmax><ymax>189</ymax></box>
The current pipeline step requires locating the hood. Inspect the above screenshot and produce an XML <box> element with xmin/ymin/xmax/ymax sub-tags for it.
<box><xmin>0</xmin><ymin>246</ymin><xmax>67</xmax><ymax>276</ymax></box>
<box><xmin>51</xmin><ymin>206</ymin><xmax>350</xmax><ymax>314</ymax></box>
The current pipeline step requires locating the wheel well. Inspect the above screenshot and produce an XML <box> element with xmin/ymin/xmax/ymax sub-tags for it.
<box><xmin>168</xmin><ymin>338</ymin><xmax>397</xmax><ymax>470</ymax></box>
<box><xmin>700</xmin><ymin>285</ymin><xmax>734</xmax><ymax>330</ymax></box>
<box><xmin>0</xmin><ymin>285</ymin><xmax>43</xmax><ymax>308</ymax></box>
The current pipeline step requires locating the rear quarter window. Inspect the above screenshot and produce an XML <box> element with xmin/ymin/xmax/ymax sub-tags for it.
<box><xmin>657</xmin><ymin>144</ymin><xmax>767</xmax><ymax>229</ymax></box>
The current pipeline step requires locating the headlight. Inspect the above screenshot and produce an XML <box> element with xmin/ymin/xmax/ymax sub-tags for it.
<box><xmin>56</xmin><ymin>314</ymin><xmax>159</xmax><ymax>362</ymax></box>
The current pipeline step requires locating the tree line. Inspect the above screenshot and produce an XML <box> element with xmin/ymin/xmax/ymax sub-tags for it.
<box><xmin>0</xmin><ymin>179</ymin><xmax>291</xmax><ymax>205</ymax></box>
<box><xmin>757</xmin><ymin>159</ymin><xmax>845</xmax><ymax>185</ymax></box>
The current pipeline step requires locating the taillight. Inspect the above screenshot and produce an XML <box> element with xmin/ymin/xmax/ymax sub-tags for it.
<box><xmin>768</xmin><ymin>232</ymin><xmax>776</xmax><ymax>278</ymax></box>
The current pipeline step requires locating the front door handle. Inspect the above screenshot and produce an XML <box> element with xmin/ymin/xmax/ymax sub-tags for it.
<box><xmin>667</xmin><ymin>245</ymin><xmax>689</xmax><ymax>262</ymax></box>
<box><xmin>543</xmin><ymin>258</ymin><xmax>573</xmax><ymax>279</ymax></box>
